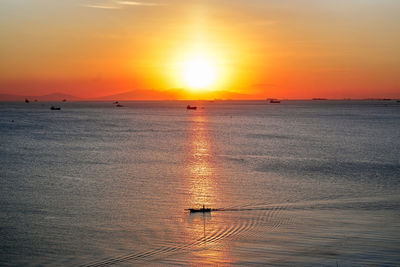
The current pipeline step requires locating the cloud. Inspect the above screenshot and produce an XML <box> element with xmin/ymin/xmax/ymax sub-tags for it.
<box><xmin>115</xmin><ymin>1</ymin><xmax>163</xmax><ymax>6</ymax></box>
<box><xmin>81</xmin><ymin>3</ymin><xmax>120</xmax><ymax>9</ymax></box>
<box><xmin>81</xmin><ymin>0</ymin><xmax>163</xmax><ymax>9</ymax></box>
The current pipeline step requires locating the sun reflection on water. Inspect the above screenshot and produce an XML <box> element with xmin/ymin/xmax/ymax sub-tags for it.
<box><xmin>187</xmin><ymin>109</ymin><xmax>216</xmax><ymax>207</ymax></box>
<box><xmin>179</xmin><ymin>107</ymin><xmax>235</xmax><ymax>264</ymax></box>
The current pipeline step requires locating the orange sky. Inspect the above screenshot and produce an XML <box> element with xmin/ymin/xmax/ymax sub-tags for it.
<box><xmin>0</xmin><ymin>0</ymin><xmax>399</xmax><ymax>99</ymax></box>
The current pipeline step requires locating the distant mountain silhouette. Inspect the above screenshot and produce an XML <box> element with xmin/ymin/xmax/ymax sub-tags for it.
<box><xmin>0</xmin><ymin>92</ymin><xmax>81</xmax><ymax>101</ymax></box>
<box><xmin>37</xmin><ymin>93</ymin><xmax>82</xmax><ymax>101</ymax></box>
<box><xmin>96</xmin><ymin>89</ymin><xmax>178</xmax><ymax>100</ymax></box>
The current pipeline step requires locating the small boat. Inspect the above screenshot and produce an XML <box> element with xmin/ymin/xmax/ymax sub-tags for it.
<box><xmin>187</xmin><ymin>105</ymin><xmax>197</xmax><ymax>110</ymax></box>
<box><xmin>186</xmin><ymin>205</ymin><xmax>211</xmax><ymax>213</ymax></box>
<box><xmin>116</xmin><ymin>104</ymin><xmax>124</xmax><ymax>107</ymax></box>
<box><xmin>25</xmin><ymin>98</ymin><xmax>30</xmax><ymax>103</ymax></box>
<box><xmin>50</xmin><ymin>106</ymin><xmax>61</xmax><ymax>110</ymax></box>
<box><xmin>113</xmin><ymin>101</ymin><xmax>119</xmax><ymax>104</ymax></box>
<box><xmin>269</xmin><ymin>99</ymin><xmax>281</xmax><ymax>103</ymax></box>
<box><xmin>62</xmin><ymin>99</ymin><xmax>67</xmax><ymax>102</ymax></box>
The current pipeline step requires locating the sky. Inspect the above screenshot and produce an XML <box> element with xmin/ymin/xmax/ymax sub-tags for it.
<box><xmin>0</xmin><ymin>0</ymin><xmax>399</xmax><ymax>99</ymax></box>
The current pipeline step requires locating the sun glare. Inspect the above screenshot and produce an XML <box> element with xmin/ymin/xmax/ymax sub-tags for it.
<box><xmin>183</xmin><ymin>56</ymin><xmax>217</xmax><ymax>90</ymax></box>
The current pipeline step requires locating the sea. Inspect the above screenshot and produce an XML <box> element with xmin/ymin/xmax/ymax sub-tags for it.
<box><xmin>0</xmin><ymin>100</ymin><xmax>399</xmax><ymax>266</ymax></box>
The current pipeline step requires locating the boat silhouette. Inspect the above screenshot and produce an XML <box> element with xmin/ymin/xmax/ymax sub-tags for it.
<box><xmin>186</xmin><ymin>204</ymin><xmax>211</xmax><ymax>213</ymax></box>
<box><xmin>269</xmin><ymin>99</ymin><xmax>281</xmax><ymax>103</ymax></box>
<box><xmin>186</xmin><ymin>105</ymin><xmax>197</xmax><ymax>110</ymax></box>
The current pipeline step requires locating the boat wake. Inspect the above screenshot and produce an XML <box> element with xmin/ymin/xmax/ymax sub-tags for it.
<box><xmin>80</xmin><ymin>204</ymin><xmax>291</xmax><ymax>267</ymax></box>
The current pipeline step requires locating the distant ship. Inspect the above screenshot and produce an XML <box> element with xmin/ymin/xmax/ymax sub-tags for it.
<box><xmin>25</xmin><ymin>98</ymin><xmax>30</xmax><ymax>103</ymax></box>
<box><xmin>269</xmin><ymin>99</ymin><xmax>281</xmax><ymax>103</ymax></box>
<box><xmin>116</xmin><ymin>104</ymin><xmax>124</xmax><ymax>107</ymax></box>
<box><xmin>50</xmin><ymin>106</ymin><xmax>61</xmax><ymax>110</ymax></box>
<box><xmin>186</xmin><ymin>105</ymin><xmax>197</xmax><ymax>110</ymax></box>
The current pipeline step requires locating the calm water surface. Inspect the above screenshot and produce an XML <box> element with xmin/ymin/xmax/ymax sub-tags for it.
<box><xmin>1</xmin><ymin>100</ymin><xmax>399</xmax><ymax>266</ymax></box>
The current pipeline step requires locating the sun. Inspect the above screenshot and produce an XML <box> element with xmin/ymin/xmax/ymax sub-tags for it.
<box><xmin>182</xmin><ymin>56</ymin><xmax>217</xmax><ymax>90</ymax></box>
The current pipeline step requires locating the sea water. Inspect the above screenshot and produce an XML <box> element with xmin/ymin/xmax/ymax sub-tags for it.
<box><xmin>1</xmin><ymin>100</ymin><xmax>399</xmax><ymax>266</ymax></box>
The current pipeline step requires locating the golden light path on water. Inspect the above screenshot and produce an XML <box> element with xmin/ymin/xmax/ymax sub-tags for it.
<box><xmin>181</xmin><ymin>107</ymin><xmax>235</xmax><ymax>264</ymax></box>
<box><xmin>188</xmin><ymin>113</ymin><xmax>214</xmax><ymax>206</ymax></box>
